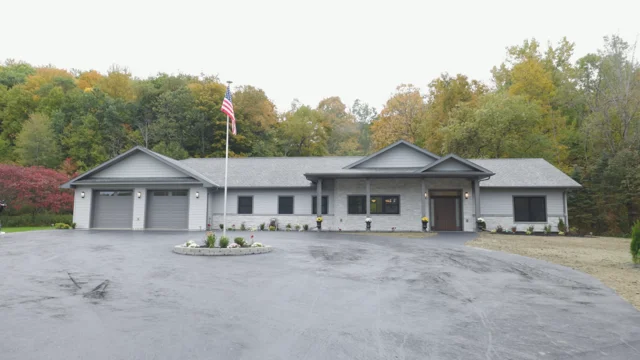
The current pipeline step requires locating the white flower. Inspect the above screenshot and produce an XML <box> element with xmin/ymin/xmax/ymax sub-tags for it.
<box><xmin>251</xmin><ymin>242</ymin><xmax>263</xmax><ymax>247</ymax></box>
<box><xmin>477</xmin><ymin>218</ymin><xmax>485</xmax><ymax>222</ymax></box>
<box><xmin>365</xmin><ymin>217</ymin><xmax>372</xmax><ymax>222</ymax></box>
<box><xmin>228</xmin><ymin>243</ymin><xmax>240</xmax><ymax>248</ymax></box>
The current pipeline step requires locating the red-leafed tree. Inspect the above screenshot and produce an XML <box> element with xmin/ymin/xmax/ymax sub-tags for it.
<box><xmin>0</xmin><ymin>164</ymin><xmax>73</xmax><ymax>215</ymax></box>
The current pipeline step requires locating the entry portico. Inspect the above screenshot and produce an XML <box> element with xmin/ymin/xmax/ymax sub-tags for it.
<box><xmin>305</xmin><ymin>142</ymin><xmax>494</xmax><ymax>231</ymax></box>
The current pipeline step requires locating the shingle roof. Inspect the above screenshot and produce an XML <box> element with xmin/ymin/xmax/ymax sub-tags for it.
<box><xmin>180</xmin><ymin>157</ymin><xmax>360</xmax><ymax>187</ymax></box>
<box><xmin>180</xmin><ymin>156</ymin><xmax>581</xmax><ymax>189</ymax></box>
<box><xmin>469</xmin><ymin>158</ymin><xmax>581</xmax><ymax>188</ymax></box>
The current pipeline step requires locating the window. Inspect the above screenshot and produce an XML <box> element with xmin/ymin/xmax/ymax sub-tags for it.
<box><xmin>514</xmin><ymin>196</ymin><xmax>547</xmax><ymax>222</ymax></box>
<box><xmin>152</xmin><ymin>191</ymin><xmax>169</xmax><ymax>196</ymax></box>
<box><xmin>370</xmin><ymin>195</ymin><xmax>400</xmax><ymax>214</ymax></box>
<box><xmin>278</xmin><ymin>196</ymin><xmax>294</xmax><ymax>214</ymax></box>
<box><xmin>312</xmin><ymin>196</ymin><xmax>328</xmax><ymax>215</ymax></box>
<box><xmin>348</xmin><ymin>195</ymin><xmax>366</xmax><ymax>214</ymax></box>
<box><xmin>172</xmin><ymin>190</ymin><xmax>188</xmax><ymax>196</ymax></box>
<box><xmin>99</xmin><ymin>191</ymin><xmax>132</xmax><ymax>197</ymax></box>
<box><xmin>238</xmin><ymin>196</ymin><xmax>253</xmax><ymax>214</ymax></box>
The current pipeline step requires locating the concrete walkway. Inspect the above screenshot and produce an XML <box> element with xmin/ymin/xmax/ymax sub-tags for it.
<box><xmin>0</xmin><ymin>230</ymin><xmax>639</xmax><ymax>359</ymax></box>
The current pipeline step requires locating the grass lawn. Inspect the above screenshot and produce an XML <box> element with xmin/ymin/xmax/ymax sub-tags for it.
<box><xmin>467</xmin><ymin>232</ymin><xmax>640</xmax><ymax>310</ymax></box>
<box><xmin>2</xmin><ymin>226</ymin><xmax>53</xmax><ymax>233</ymax></box>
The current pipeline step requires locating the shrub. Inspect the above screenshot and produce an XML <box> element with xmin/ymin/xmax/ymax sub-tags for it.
<box><xmin>205</xmin><ymin>232</ymin><xmax>216</xmax><ymax>248</ymax></box>
<box><xmin>219</xmin><ymin>224</ymin><xmax>223</xmax><ymax>230</ymax></box>
<box><xmin>234</xmin><ymin>237</ymin><xmax>246</xmax><ymax>247</ymax></box>
<box><xmin>251</xmin><ymin>242</ymin><xmax>263</xmax><ymax>247</ymax></box>
<box><xmin>631</xmin><ymin>221</ymin><xmax>640</xmax><ymax>265</ymax></box>
<box><xmin>496</xmin><ymin>225</ymin><xmax>504</xmax><ymax>233</ymax></box>
<box><xmin>557</xmin><ymin>218</ymin><xmax>566</xmax><ymax>233</ymax></box>
<box><xmin>525</xmin><ymin>231</ymin><xmax>532</xmax><ymax>235</ymax></box>
<box><xmin>295</xmin><ymin>224</ymin><xmax>301</xmax><ymax>231</ymax></box>
<box><xmin>240</xmin><ymin>223</ymin><xmax>246</xmax><ymax>231</ymax></box>
<box><xmin>569</xmin><ymin>227</ymin><xmax>579</xmax><ymax>235</ymax></box>
<box><xmin>543</xmin><ymin>225</ymin><xmax>551</xmax><ymax>235</ymax></box>
<box><xmin>219</xmin><ymin>236</ymin><xmax>230</xmax><ymax>248</ymax></box>
<box><xmin>286</xmin><ymin>223</ymin><xmax>292</xmax><ymax>229</ymax></box>
<box><xmin>269</xmin><ymin>226</ymin><xmax>276</xmax><ymax>231</ymax></box>
<box><xmin>259</xmin><ymin>223</ymin><xmax>265</xmax><ymax>231</ymax></box>
<box><xmin>511</xmin><ymin>226</ymin><xmax>517</xmax><ymax>233</ymax></box>
<box><xmin>303</xmin><ymin>224</ymin><xmax>309</xmax><ymax>231</ymax></box>
<box><xmin>54</xmin><ymin>222</ymin><xmax>71</xmax><ymax>229</ymax></box>
<box><xmin>71</xmin><ymin>222</ymin><xmax>76</xmax><ymax>229</ymax></box>
<box><xmin>0</xmin><ymin>214</ymin><xmax>73</xmax><ymax>227</ymax></box>
<box><xmin>558</xmin><ymin>231</ymin><xmax>565</xmax><ymax>236</ymax></box>
<box><xmin>527</xmin><ymin>225</ymin><xmax>534</xmax><ymax>233</ymax></box>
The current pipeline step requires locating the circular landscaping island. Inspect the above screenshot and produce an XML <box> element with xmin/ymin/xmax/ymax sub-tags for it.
<box><xmin>172</xmin><ymin>235</ymin><xmax>273</xmax><ymax>256</ymax></box>
<box><xmin>173</xmin><ymin>246</ymin><xmax>273</xmax><ymax>256</ymax></box>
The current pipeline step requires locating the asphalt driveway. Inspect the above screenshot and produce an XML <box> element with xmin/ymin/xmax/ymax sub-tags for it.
<box><xmin>1</xmin><ymin>230</ymin><xmax>639</xmax><ymax>360</ymax></box>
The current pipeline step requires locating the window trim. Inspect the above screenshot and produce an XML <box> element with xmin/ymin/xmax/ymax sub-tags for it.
<box><xmin>347</xmin><ymin>195</ymin><xmax>367</xmax><ymax>215</ymax></box>
<box><xmin>369</xmin><ymin>195</ymin><xmax>401</xmax><ymax>215</ymax></box>
<box><xmin>237</xmin><ymin>195</ymin><xmax>254</xmax><ymax>215</ymax></box>
<box><xmin>278</xmin><ymin>196</ymin><xmax>295</xmax><ymax>215</ymax></box>
<box><xmin>312</xmin><ymin>195</ymin><xmax>329</xmax><ymax>215</ymax></box>
<box><xmin>512</xmin><ymin>195</ymin><xmax>547</xmax><ymax>223</ymax></box>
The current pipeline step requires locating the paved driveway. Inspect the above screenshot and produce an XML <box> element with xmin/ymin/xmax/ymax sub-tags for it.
<box><xmin>1</xmin><ymin>231</ymin><xmax>639</xmax><ymax>360</ymax></box>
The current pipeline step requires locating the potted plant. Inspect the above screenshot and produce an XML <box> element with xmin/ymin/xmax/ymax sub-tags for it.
<box><xmin>365</xmin><ymin>217</ymin><xmax>372</xmax><ymax>231</ymax></box>
<box><xmin>421</xmin><ymin>216</ymin><xmax>429</xmax><ymax>231</ymax></box>
<box><xmin>316</xmin><ymin>216</ymin><xmax>323</xmax><ymax>230</ymax></box>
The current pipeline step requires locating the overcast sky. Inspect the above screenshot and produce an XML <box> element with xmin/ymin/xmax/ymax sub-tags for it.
<box><xmin>2</xmin><ymin>0</ymin><xmax>639</xmax><ymax>112</ymax></box>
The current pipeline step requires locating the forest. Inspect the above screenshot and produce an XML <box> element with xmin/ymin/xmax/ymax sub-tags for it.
<box><xmin>0</xmin><ymin>35</ymin><xmax>638</xmax><ymax>236</ymax></box>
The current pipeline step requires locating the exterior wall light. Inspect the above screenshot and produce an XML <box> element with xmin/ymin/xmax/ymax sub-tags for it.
<box><xmin>81</xmin><ymin>191</ymin><xmax>85</xmax><ymax>198</ymax></box>
<box><xmin>137</xmin><ymin>192</ymin><xmax>142</xmax><ymax>198</ymax></box>
<box><xmin>196</xmin><ymin>191</ymin><xmax>200</xmax><ymax>199</ymax></box>
<box><xmin>424</xmin><ymin>192</ymin><xmax>428</xmax><ymax>199</ymax></box>
<box><xmin>464</xmin><ymin>192</ymin><xmax>470</xmax><ymax>199</ymax></box>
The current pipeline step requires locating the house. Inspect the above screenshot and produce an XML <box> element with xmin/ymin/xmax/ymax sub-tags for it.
<box><xmin>61</xmin><ymin>140</ymin><xmax>581</xmax><ymax>232</ymax></box>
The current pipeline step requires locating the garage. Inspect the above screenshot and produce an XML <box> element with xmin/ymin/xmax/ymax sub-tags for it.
<box><xmin>91</xmin><ymin>190</ymin><xmax>134</xmax><ymax>229</ymax></box>
<box><xmin>145</xmin><ymin>190</ymin><xmax>189</xmax><ymax>229</ymax></box>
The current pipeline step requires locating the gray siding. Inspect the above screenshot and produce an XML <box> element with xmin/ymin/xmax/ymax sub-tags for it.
<box><xmin>480</xmin><ymin>188</ymin><xmax>565</xmax><ymax>219</ymax></box>
<box><xmin>208</xmin><ymin>187</ymin><xmax>334</xmax><ymax>217</ymax></box>
<box><xmin>73</xmin><ymin>187</ymin><xmax>93</xmax><ymax>229</ymax></box>
<box><xmin>92</xmin><ymin>152</ymin><xmax>187</xmax><ymax>178</ymax></box>
<box><xmin>429</xmin><ymin>158</ymin><xmax>473</xmax><ymax>171</ymax></box>
<box><xmin>355</xmin><ymin>144</ymin><xmax>435</xmax><ymax>168</ymax></box>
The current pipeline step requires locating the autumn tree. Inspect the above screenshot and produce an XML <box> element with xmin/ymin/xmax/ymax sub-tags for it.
<box><xmin>370</xmin><ymin>84</ymin><xmax>427</xmax><ymax>150</ymax></box>
<box><xmin>15</xmin><ymin>113</ymin><xmax>60</xmax><ymax>167</ymax></box>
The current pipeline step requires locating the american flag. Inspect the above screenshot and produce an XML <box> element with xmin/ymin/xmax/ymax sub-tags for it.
<box><xmin>221</xmin><ymin>85</ymin><xmax>236</xmax><ymax>135</ymax></box>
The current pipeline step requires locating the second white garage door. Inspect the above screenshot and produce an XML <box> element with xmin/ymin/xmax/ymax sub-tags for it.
<box><xmin>145</xmin><ymin>190</ymin><xmax>189</xmax><ymax>229</ymax></box>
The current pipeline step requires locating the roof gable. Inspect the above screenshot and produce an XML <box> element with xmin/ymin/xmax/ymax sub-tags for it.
<box><xmin>61</xmin><ymin>147</ymin><xmax>218</xmax><ymax>188</ymax></box>
<box><xmin>345</xmin><ymin>140</ymin><xmax>440</xmax><ymax>169</ymax></box>
<box><xmin>419</xmin><ymin>154</ymin><xmax>493</xmax><ymax>174</ymax></box>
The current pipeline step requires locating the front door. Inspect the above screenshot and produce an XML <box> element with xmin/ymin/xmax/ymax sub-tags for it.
<box><xmin>433</xmin><ymin>197</ymin><xmax>457</xmax><ymax>231</ymax></box>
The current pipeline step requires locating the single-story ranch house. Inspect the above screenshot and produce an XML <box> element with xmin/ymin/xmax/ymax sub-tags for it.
<box><xmin>61</xmin><ymin>140</ymin><xmax>581</xmax><ymax>232</ymax></box>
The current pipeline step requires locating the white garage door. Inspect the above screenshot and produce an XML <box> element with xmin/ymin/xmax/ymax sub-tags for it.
<box><xmin>91</xmin><ymin>190</ymin><xmax>134</xmax><ymax>229</ymax></box>
<box><xmin>145</xmin><ymin>190</ymin><xmax>189</xmax><ymax>229</ymax></box>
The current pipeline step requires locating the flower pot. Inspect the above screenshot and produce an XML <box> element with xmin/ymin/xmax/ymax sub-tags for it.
<box><xmin>365</xmin><ymin>222</ymin><xmax>371</xmax><ymax>231</ymax></box>
<box><xmin>316</xmin><ymin>221</ymin><xmax>322</xmax><ymax>230</ymax></box>
<box><xmin>422</xmin><ymin>221</ymin><xmax>428</xmax><ymax>231</ymax></box>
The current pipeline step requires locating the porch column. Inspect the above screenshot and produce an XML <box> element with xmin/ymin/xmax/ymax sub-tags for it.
<box><xmin>474</xmin><ymin>179</ymin><xmax>481</xmax><ymax>229</ymax></box>
<box><xmin>316</xmin><ymin>178</ymin><xmax>323</xmax><ymax>216</ymax></box>
<box><xmin>365</xmin><ymin>178</ymin><xmax>371</xmax><ymax>216</ymax></box>
<box><xmin>420</xmin><ymin>179</ymin><xmax>426</xmax><ymax>217</ymax></box>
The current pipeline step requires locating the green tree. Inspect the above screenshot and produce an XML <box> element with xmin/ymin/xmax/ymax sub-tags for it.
<box><xmin>278</xmin><ymin>106</ymin><xmax>329</xmax><ymax>156</ymax></box>
<box><xmin>14</xmin><ymin>113</ymin><xmax>60</xmax><ymax>167</ymax></box>
<box><xmin>152</xmin><ymin>141</ymin><xmax>189</xmax><ymax>160</ymax></box>
<box><xmin>62</xmin><ymin>114</ymin><xmax>108</xmax><ymax>171</ymax></box>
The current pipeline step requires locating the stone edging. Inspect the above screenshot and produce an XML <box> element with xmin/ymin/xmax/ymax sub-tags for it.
<box><xmin>173</xmin><ymin>246</ymin><xmax>273</xmax><ymax>256</ymax></box>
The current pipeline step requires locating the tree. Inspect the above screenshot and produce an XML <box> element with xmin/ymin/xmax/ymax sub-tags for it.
<box><xmin>370</xmin><ymin>84</ymin><xmax>427</xmax><ymax>150</ymax></box>
<box><xmin>317</xmin><ymin>97</ymin><xmax>361</xmax><ymax>155</ymax></box>
<box><xmin>14</xmin><ymin>113</ymin><xmax>60</xmax><ymax>167</ymax></box>
<box><xmin>0</xmin><ymin>164</ymin><xmax>73</xmax><ymax>216</ymax></box>
<box><xmin>278</xmin><ymin>106</ymin><xmax>329</xmax><ymax>156</ymax></box>
<box><xmin>62</xmin><ymin>114</ymin><xmax>108</xmax><ymax>171</ymax></box>
<box><xmin>152</xmin><ymin>141</ymin><xmax>189</xmax><ymax>160</ymax></box>
<box><xmin>0</xmin><ymin>60</ymin><xmax>35</xmax><ymax>88</ymax></box>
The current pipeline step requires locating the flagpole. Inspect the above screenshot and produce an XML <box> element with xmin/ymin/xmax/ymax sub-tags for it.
<box><xmin>223</xmin><ymin>81</ymin><xmax>232</xmax><ymax>239</ymax></box>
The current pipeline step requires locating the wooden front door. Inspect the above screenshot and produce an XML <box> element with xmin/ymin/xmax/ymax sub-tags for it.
<box><xmin>433</xmin><ymin>197</ymin><xmax>457</xmax><ymax>231</ymax></box>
